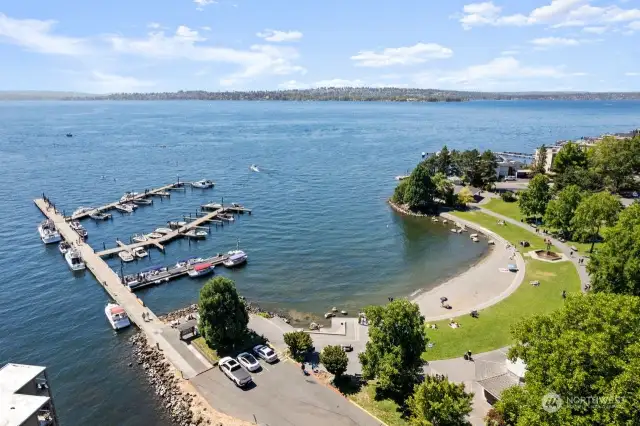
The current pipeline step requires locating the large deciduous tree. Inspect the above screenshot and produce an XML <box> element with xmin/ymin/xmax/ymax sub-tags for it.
<box><xmin>551</xmin><ymin>141</ymin><xmax>588</xmax><ymax>174</ymax></box>
<box><xmin>588</xmin><ymin>203</ymin><xmax>640</xmax><ymax>295</ymax></box>
<box><xmin>320</xmin><ymin>345</ymin><xmax>349</xmax><ymax>378</ymax></box>
<box><xmin>543</xmin><ymin>185</ymin><xmax>583</xmax><ymax>238</ymax></box>
<box><xmin>359</xmin><ymin>299</ymin><xmax>426</xmax><ymax>398</ymax></box>
<box><xmin>532</xmin><ymin>144</ymin><xmax>548</xmax><ymax>175</ymax></box>
<box><xmin>407</xmin><ymin>375</ymin><xmax>473</xmax><ymax>426</ymax></box>
<box><xmin>495</xmin><ymin>293</ymin><xmax>640</xmax><ymax>426</ymax></box>
<box><xmin>571</xmin><ymin>191</ymin><xmax>621</xmax><ymax>251</ymax></box>
<box><xmin>432</xmin><ymin>172</ymin><xmax>455</xmax><ymax>206</ymax></box>
<box><xmin>283</xmin><ymin>331</ymin><xmax>314</xmax><ymax>360</ymax></box>
<box><xmin>552</xmin><ymin>166</ymin><xmax>604</xmax><ymax>193</ymax></box>
<box><xmin>518</xmin><ymin>174</ymin><xmax>551</xmax><ymax>219</ymax></box>
<box><xmin>198</xmin><ymin>276</ymin><xmax>249</xmax><ymax>350</ymax></box>
<box><xmin>404</xmin><ymin>162</ymin><xmax>436</xmax><ymax>210</ymax></box>
<box><xmin>391</xmin><ymin>179</ymin><xmax>408</xmax><ymax>205</ymax></box>
<box><xmin>590</xmin><ymin>135</ymin><xmax>640</xmax><ymax>193</ymax></box>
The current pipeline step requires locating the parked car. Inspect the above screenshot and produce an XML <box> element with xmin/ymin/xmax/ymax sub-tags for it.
<box><xmin>219</xmin><ymin>357</ymin><xmax>252</xmax><ymax>387</ymax></box>
<box><xmin>340</xmin><ymin>344</ymin><xmax>353</xmax><ymax>352</ymax></box>
<box><xmin>253</xmin><ymin>344</ymin><xmax>278</xmax><ymax>363</ymax></box>
<box><xmin>237</xmin><ymin>352</ymin><xmax>261</xmax><ymax>372</ymax></box>
<box><xmin>504</xmin><ymin>175</ymin><xmax>517</xmax><ymax>181</ymax></box>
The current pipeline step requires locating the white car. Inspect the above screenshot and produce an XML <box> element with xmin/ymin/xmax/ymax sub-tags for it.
<box><xmin>253</xmin><ymin>344</ymin><xmax>278</xmax><ymax>363</ymax></box>
<box><xmin>237</xmin><ymin>352</ymin><xmax>261</xmax><ymax>372</ymax></box>
<box><xmin>219</xmin><ymin>357</ymin><xmax>252</xmax><ymax>387</ymax></box>
<box><xmin>504</xmin><ymin>176</ymin><xmax>517</xmax><ymax>181</ymax></box>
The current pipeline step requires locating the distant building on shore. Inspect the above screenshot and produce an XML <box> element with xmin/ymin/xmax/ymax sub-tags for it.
<box><xmin>0</xmin><ymin>363</ymin><xmax>59</xmax><ymax>426</ymax></box>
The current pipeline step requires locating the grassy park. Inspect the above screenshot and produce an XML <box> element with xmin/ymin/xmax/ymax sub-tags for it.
<box><xmin>422</xmin><ymin>210</ymin><xmax>581</xmax><ymax>361</ymax></box>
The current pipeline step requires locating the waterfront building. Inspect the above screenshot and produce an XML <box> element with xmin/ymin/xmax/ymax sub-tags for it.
<box><xmin>0</xmin><ymin>363</ymin><xmax>59</xmax><ymax>426</ymax></box>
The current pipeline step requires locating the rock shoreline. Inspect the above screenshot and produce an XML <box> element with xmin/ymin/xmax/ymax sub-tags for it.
<box><xmin>158</xmin><ymin>300</ymin><xmax>292</xmax><ymax>324</ymax></box>
<box><xmin>130</xmin><ymin>333</ymin><xmax>211</xmax><ymax>426</ymax></box>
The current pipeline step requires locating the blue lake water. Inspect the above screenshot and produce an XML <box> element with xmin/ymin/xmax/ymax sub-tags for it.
<box><xmin>0</xmin><ymin>100</ymin><xmax>638</xmax><ymax>425</ymax></box>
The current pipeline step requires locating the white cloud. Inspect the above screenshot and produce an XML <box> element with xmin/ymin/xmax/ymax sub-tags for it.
<box><xmin>530</xmin><ymin>37</ymin><xmax>580</xmax><ymax>47</ymax></box>
<box><xmin>350</xmin><ymin>42</ymin><xmax>453</xmax><ymax>67</ymax></box>
<box><xmin>201</xmin><ymin>26</ymin><xmax>212</xmax><ymax>31</ymax></box>
<box><xmin>108</xmin><ymin>26</ymin><xmax>306</xmax><ymax>84</ymax></box>
<box><xmin>625</xmin><ymin>72</ymin><xmax>640</xmax><ymax>76</ymax></box>
<box><xmin>278</xmin><ymin>80</ymin><xmax>308</xmax><ymax>89</ymax></box>
<box><xmin>582</xmin><ymin>25</ymin><xmax>607</xmax><ymax>33</ymax></box>
<box><xmin>500</xmin><ymin>50</ymin><xmax>519</xmax><ymax>55</ymax></box>
<box><xmin>413</xmin><ymin>57</ymin><xmax>582</xmax><ymax>90</ymax></box>
<box><xmin>88</xmin><ymin>71</ymin><xmax>155</xmax><ymax>93</ymax></box>
<box><xmin>256</xmin><ymin>29</ymin><xmax>303</xmax><ymax>42</ymax></box>
<box><xmin>0</xmin><ymin>13</ymin><xmax>89</xmax><ymax>55</ymax></box>
<box><xmin>194</xmin><ymin>0</ymin><xmax>216</xmax><ymax>9</ymax></box>
<box><xmin>628</xmin><ymin>21</ymin><xmax>640</xmax><ymax>30</ymax></box>
<box><xmin>148</xmin><ymin>22</ymin><xmax>161</xmax><ymax>29</ymax></box>
<box><xmin>458</xmin><ymin>0</ymin><xmax>640</xmax><ymax>29</ymax></box>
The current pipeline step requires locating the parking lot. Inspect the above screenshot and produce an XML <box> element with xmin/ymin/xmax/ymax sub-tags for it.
<box><xmin>191</xmin><ymin>352</ymin><xmax>381</xmax><ymax>426</ymax></box>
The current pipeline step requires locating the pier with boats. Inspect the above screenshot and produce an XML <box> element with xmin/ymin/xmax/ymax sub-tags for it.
<box><xmin>33</xmin><ymin>180</ymin><xmax>252</xmax><ymax>373</ymax></box>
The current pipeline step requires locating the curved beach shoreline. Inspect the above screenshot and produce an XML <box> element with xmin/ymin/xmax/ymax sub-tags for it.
<box><xmin>388</xmin><ymin>201</ymin><xmax>525</xmax><ymax>321</ymax></box>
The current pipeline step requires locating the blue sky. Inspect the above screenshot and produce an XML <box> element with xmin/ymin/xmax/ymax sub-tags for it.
<box><xmin>1</xmin><ymin>0</ymin><xmax>639</xmax><ymax>93</ymax></box>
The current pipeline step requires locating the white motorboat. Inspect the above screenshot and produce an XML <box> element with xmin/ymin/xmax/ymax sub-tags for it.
<box><xmin>70</xmin><ymin>220</ymin><xmax>88</xmax><ymax>238</ymax></box>
<box><xmin>132</xmin><ymin>247</ymin><xmax>148</xmax><ymax>258</ymax></box>
<box><xmin>58</xmin><ymin>241</ymin><xmax>71</xmax><ymax>254</ymax></box>
<box><xmin>132</xmin><ymin>198</ymin><xmax>152</xmax><ymax>205</ymax></box>
<box><xmin>188</xmin><ymin>262</ymin><xmax>215</xmax><ymax>278</ymax></box>
<box><xmin>131</xmin><ymin>234</ymin><xmax>148</xmax><ymax>243</ymax></box>
<box><xmin>73</xmin><ymin>206</ymin><xmax>94</xmax><ymax>216</ymax></box>
<box><xmin>175</xmin><ymin>257</ymin><xmax>204</xmax><ymax>268</ymax></box>
<box><xmin>105</xmin><ymin>303</ymin><xmax>131</xmax><ymax>330</ymax></box>
<box><xmin>472</xmin><ymin>237</ymin><xmax>479</xmax><ymax>242</ymax></box>
<box><xmin>201</xmin><ymin>202</ymin><xmax>223</xmax><ymax>211</ymax></box>
<box><xmin>118</xmin><ymin>251</ymin><xmax>135</xmax><ymax>262</ymax></box>
<box><xmin>191</xmin><ymin>179</ymin><xmax>215</xmax><ymax>189</ymax></box>
<box><xmin>168</xmin><ymin>221</ymin><xmax>187</xmax><ymax>229</ymax></box>
<box><xmin>250</xmin><ymin>164</ymin><xmax>260</xmax><ymax>172</ymax></box>
<box><xmin>154</xmin><ymin>227</ymin><xmax>173</xmax><ymax>235</ymax></box>
<box><xmin>223</xmin><ymin>250</ymin><xmax>247</xmax><ymax>267</ymax></box>
<box><xmin>185</xmin><ymin>229</ymin><xmax>207</xmax><ymax>239</ymax></box>
<box><xmin>65</xmin><ymin>248</ymin><xmax>86</xmax><ymax>271</ymax></box>
<box><xmin>115</xmin><ymin>204</ymin><xmax>135</xmax><ymax>213</ymax></box>
<box><xmin>218</xmin><ymin>213</ymin><xmax>235</xmax><ymax>222</ymax></box>
<box><xmin>231</xmin><ymin>202</ymin><xmax>243</xmax><ymax>208</ymax></box>
<box><xmin>38</xmin><ymin>220</ymin><xmax>62</xmax><ymax>244</ymax></box>
<box><xmin>90</xmin><ymin>211</ymin><xmax>111</xmax><ymax>220</ymax></box>
<box><xmin>470</xmin><ymin>234</ymin><xmax>478</xmax><ymax>239</ymax></box>
<box><xmin>147</xmin><ymin>232</ymin><xmax>163</xmax><ymax>239</ymax></box>
<box><xmin>120</xmin><ymin>192</ymin><xmax>139</xmax><ymax>203</ymax></box>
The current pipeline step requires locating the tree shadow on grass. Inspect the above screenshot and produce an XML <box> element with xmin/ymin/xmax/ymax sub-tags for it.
<box><xmin>333</xmin><ymin>374</ymin><xmax>364</xmax><ymax>396</ymax></box>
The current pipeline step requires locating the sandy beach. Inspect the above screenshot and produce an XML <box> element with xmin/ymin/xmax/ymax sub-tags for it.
<box><xmin>414</xmin><ymin>212</ymin><xmax>525</xmax><ymax>322</ymax></box>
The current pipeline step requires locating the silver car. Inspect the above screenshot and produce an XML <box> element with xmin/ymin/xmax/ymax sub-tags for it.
<box><xmin>253</xmin><ymin>344</ymin><xmax>278</xmax><ymax>363</ymax></box>
<box><xmin>219</xmin><ymin>357</ymin><xmax>252</xmax><ymax>387</ymax></box>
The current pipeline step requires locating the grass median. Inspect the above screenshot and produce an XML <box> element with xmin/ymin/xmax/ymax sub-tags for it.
<box><xmin>192</xmin><ymin>337</ymin><xmax>220</xmax><ymax>364</ymax></box>
<box><xmin>422</xmin><ymin>210</ymin><xmax>581</xmax><ymax>361</ymax></box>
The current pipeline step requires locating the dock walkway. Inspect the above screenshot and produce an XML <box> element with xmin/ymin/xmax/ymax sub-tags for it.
<box><xmin>34</xmin><ymin>198</ymin><xmax>208</xmax><ymax>379</ymax></box>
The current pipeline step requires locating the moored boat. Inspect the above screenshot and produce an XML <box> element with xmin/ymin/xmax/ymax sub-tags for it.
<box><xmin>105</xmin><ymin>303</ymin><xmax>131</xmax><ymax>330</ymax></box>
<box><xmin>132</xmin><ymin>233</ymin><xmax>148</xmax><ymax>243</ymax></box>
<box><xmin>201</xmin><ymin>202</ymin><xmax>223</xmax><ymax>211</ymax></box>
<box><xmin>118</xmin><ymin>251</ymin><xmax>135</xmax><ymax>262</ymax></box>
<box><xmin>65</xmin><ymin>248</ymin><xmax>86</xmax><ymax>271</ymax></box>
<box><xmin>188</xmin><ymin>262</ymin><xmax>215</xmax><ymax>278</ymax></box>
<box><xmin>70</xmin><ymin>220</ymin><xmax>88</xmax><ymax>238</ymax></box>
<box><xmin>132</xmin><ymin>198</ymin><xmax>152</xmax><ymax>205</ymax></box>
<box><xmin>154</xmin><ymin>227</ymin><xmax>173</xmax><ymax>235</ymax></box>
<box><xmin>218</xmin><ymin>213</ymin><xmax>235</xmax><ymax>222</ymax></box>
<box><xmin>147</xmin><ymin>232</ymin><xmax>163</xmax><ymax>239</ymax></box>
<box><xmin>223</xmin><ymin>250</ymin><xmax>247</xmax><ymax>267</ymax></box>
<box><xmin>73</xmin><ymin>206</ymin><xmax>94</xmax><ymax>216</ymax></box>
<box><xmin>132</xmin><ymin>247</ymin><xmax>148</xmax><ymax>258</ymax></box>
<box><xmin>120</xmin><ymin>192</ymin><xmax>139</xmax><ymax>203</ymax></box>
<box><xmin>115</xmin><ymin>204</ymin><xmax>134</xmax><ymax>213</ymax></box>
<box><xmin>58</xmin><ymin>241</ymin><xmax>71</xmax><ymax>254</ymax></box>
<box><xmin>185</xmin><ymin>229</ymin><xmax>207</xmax><ymax>239</ymax></box>
<box><xmin>175</xmin><ymin>257</ymin><xmax>204</xmax><ymax>268</ymax></box>
<box><xmin>38</xmin><ymin>220</ymin><xmax>62</xmax><ymax>244</ymax></box>
<box><xmin>168</xmin><ymin>221</ymin><xmax>187</xmax><ymax>229</ymax></box>
<box><xmin>191</xmin><ymin>179</ymin><xmax>215</xmax><ymax>189</ymax></box>
<box><xmin>89</xmin><ymin>211</ymin><xmax>111</xmax><ymax>221</ymax></box>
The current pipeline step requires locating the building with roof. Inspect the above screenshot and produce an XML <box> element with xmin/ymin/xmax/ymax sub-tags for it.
<box><xmin>0</xmin><ymin>363</ymin><xmax>58</xmax><ymax>426</ymax></box>
<box><xmin>476</xmin><ymin>358</ymin><xmax>526</xmax><ymax>405</ymax></box>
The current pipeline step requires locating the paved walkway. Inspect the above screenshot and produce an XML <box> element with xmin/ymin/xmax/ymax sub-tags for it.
<box><xmin>414</xmin><ymin>213</ymin><xmax>525</xmax><ymax>321</ymax></box>
<box><xmin>476</xmin><ymin>207</ymin><xmax>590</xmax><ymax>290</ymax></box>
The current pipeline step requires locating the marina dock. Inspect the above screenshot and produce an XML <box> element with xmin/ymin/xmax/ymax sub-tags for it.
<box><xmin>33</xmin><ymin>198</ymin><xmax>205</xmax><ymax>378</ymax></box>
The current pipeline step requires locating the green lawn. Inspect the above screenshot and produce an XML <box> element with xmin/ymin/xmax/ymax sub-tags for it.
<box><xmin>347</xmin><ymin>383</ymin><xmax>407</xmax><ymax>426</ymax></box>
<box><xmin>484</xmin><ymin>198</ymin><xmax>522</xmax><ymax>222</ymax></box>
<box><xmin>421</xmin><ymin>210</ymin><xmax>581</xmax><ymax>361</ymax></box>
<box><xmin>192</xmin><ymin>337</ymin><xmax>220</xmax><ymax>364</ymax></box>
<box><xmin>482</xmin><ymin>198</ymin><xmax>602</xmax><ymax>255</ymax></box>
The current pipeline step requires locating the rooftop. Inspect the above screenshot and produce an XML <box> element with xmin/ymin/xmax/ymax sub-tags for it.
<box><xmin>0</xmin><ymin>364</ymin><xmax>46</xmax><ymax>394</ymax></box>
<box><xmin>0</xmin><ymin>364</ymin><xmax>50</xmax><ymax>426</ymax></box>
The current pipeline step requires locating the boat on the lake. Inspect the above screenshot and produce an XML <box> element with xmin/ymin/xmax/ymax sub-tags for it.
<box><xmin>133</xmin><ymin>198</ymin><xmax>152</xmax><ymax>205</ymax></box>
<box><xmin>185</xmin><ymin>229</ymin><xmax>207</xmax><ymax>239</ymax></box>
<box><xmin>132</xmin><ymin>247</ymin><xmax>148</xmax><ymax>258</ymax></box>
<box><xmin>250</xmin><ymin>164</ymin><xmax>260</xmax><ymax>172</ymax></box>
<box><xmin>154</xmin><ymin>227</ymin><xmax>173</xmax><ymax>235</ymax></box>
<box><xmin>188</xmin><ymin>262</ymin><xmax>215</xmax><ymax>278</ymax></box>
<box><xmin>73</xmin><ymin>206</ymin><xmax>94</xmax><ymax>216</ymax></box>
<box><xmin>89</xmin><ymin>211</ymin><xmax>111</xmax><ymax>221</ymax></box>
<box><xmin>224</xmin><ymin>250</ymin><xmax>247</xmax><ymax>267</ymax></box>
<box><xmin>218</xmin><ymin>213</ymin><xmax>235</xmax><ymax>222</ymax></box>
<box><xmin>132</xmin><ymin>234</ymin><xmax>148</xmax><ymax>243</ymax></box>
<box><xmin>115</xmin><ymin>204</ymin><xmax>135</xmax><ymax>213</ymax></box>
<box><xmin>168</xmin><ymin>221</ymin><xmax>187</xmax><ymax>229</ymax></box>
<box><xmin>70</xmin><ymin>221</ymin><xmax>88</xmax><ymax>238</ymax></box>
<box><xmin>38</xmin><ymin>220</ymin><xmax>61</xmax><ymax>244</ymax></box>
<box><xmin>118</xmin><ymin>251</ymin><xmax>135</xmax><ymax>262</ymax></box>
<box><xmin>201</xmin><ymin>202</ymin><xmax>222</xmax><ymax>210</ymax></box>
<box><xmin>147</xmin><ymin>232</ymin><xmax>163</xmax><ymax>239</ymax></box>
<box><xmin>120</xmin><ymin>192</ymin><xmax>139</xmax><ymax>203</ymax></box>
<box><xmin>65</xmin><ymin>248</ymin><xmax>85</xmax><ymax>271</ymax></box>
<box><xmin>191</xmin><ymin>179</ymin><xmax>215</xmax><ymax>189</ymax></box>
<box><xmin>175</xmin><ymin>257</ymin><xmax>204</xmax><ymax>268</ymax></box>
<box><xmin>58</xmin><ymin>241</ymin><xmax>71</xmax><ymax>254</ymax></box>
<box><xmin>105</xmin><ymin>303</ymin><xmax>131</xmax><ymax>330</ymax></box>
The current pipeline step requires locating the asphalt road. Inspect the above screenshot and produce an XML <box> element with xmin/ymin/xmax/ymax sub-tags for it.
<box><xmin>191</xmin><ymin>355</ymin><xmax>381</xmax><ymax>426</ymax></box>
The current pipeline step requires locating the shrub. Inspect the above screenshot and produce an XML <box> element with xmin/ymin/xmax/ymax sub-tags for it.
<box><xmin>501</xmin><ymin>191</ymin><xmax>517</xmax><ymax>202</ymax></box>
